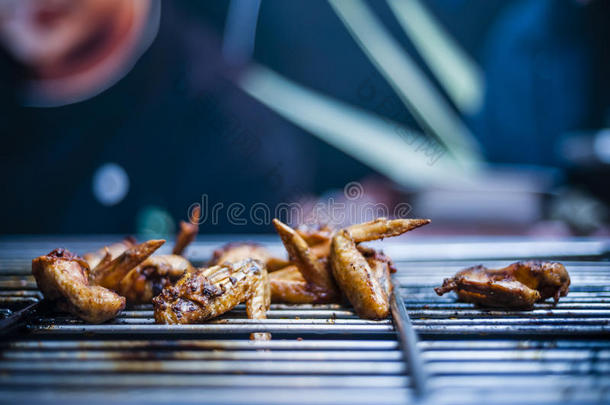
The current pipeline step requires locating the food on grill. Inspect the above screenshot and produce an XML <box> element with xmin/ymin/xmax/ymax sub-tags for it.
<box><xmin>358</xmin><ymin>245</ymin><xmax>395</xmax><ymax>300</ymax></box>
<box><xmin>32</xmin><ymin>248</ymin><xmax>125</xmax><ymax>323</ymax></box>
<box><xmin>118</xmin><ymin>255</ymin><xmax>196</xmax><ymax>304</ymax></box>
<box><xmin>83</xmin><ymin>236</ymin><xmax>136</xmax><ymax>269</ymax></box>
<box><xmin>172</xmin><ymin>205</ymin><xmax>201</xmax><ymax>256</ymax></box>
<box><xmin>434</xmin><ymin>261</ymin><xmax>571</xmax><ymax>309</ymax></box>
<box><xmin>90</xmin><ymin>239</ymin><xmax>166</xmax><ymax>291</ymax></box>
<box><xmin>153</xmin><ymin>259</ymin><xmax>270</xmax><ymax>339</ymax></box>
<box><xmin>85</xmin><ymin>208</ymin><xmax>201</xmax><ymax>304</ymax></box>
<box><xmin>270</xmin><ymin>265</ymin><xmax>337</xmax><ymax>304</ymax></box>
<box><xmin>330</xmin><ymin>218</ymin><xmax>431</xmax><ymax>319</ymax></box>
<box><xmin>210</xmin><ymin>242</ymin><xmax>274</xmax><ymax>267</ymax></box>
<box><xmin>269</xmin><ymin>218</ymin><xmax>429</xmax><ymax>312</ymax></box>
<box><xmin>272</xmin><ymin>219</ymin><xmax>338</xmax><ymax>301</ymax></box>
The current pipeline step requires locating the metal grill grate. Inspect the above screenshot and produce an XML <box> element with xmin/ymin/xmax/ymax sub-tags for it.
<box><xmin>0</xmin><ymin>238</ymin><xmax>609</xmax><ymax>404</ymax></box>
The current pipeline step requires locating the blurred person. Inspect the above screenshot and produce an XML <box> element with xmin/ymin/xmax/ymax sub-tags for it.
<box><xmin>0</xmin><ymin>0</ymin><xmax>157</xmax><ymax>106</ymax></box>
<box><xmin>0</xmin><ymin>0</ymin><xmax>373</xmax><ymax>234</ymax></box>
<box><xmin>1</xmin><ymin>0</ymin><xmax>608</xmax><ymax>236</ymax></box>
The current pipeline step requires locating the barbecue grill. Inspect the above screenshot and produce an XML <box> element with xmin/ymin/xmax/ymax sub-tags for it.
<box><xmin>1</xmin><ymin>236</ymin><xmax>609</xmax><ymax>404</ymax></box>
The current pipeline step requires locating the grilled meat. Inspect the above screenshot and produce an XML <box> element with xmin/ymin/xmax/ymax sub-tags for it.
<box><xmin>330</xmin><ymin>218</ymin><xmax>430</xmax><ymax>319</ymax></box>
<box><xmin>172</xmin><ymin>205</ymin><xmax>201</xmax><ymax>256</ymax></box>
<box><xmin>271</xmin><ymin>219</ymin><xmax>338</xmax><ymax>303</ymax></box>
<box><xmin>83</xmin><ymin>237</ymin><xmax>136</xmax><ymax>270</ymax></box>
<box><xmin>435</xmin><ymin>261</ymin><xmax>570</xmax><ymax>309</ymax></box>
<box><xmin>359</xmin><ymin>245</ymin><xmax>395</xmax><ymax>299</ymax></box>
<box><xmin>83</xmin><ymin>208</ymin><xmax>199</xmax><ymax>304</ymax></box>
<box><xmin>153</xmin><ymin>259</ymin><xmax>270</xmax><ymax>338</ymax></box>
<box><xmin>295</xmin><ymin>223</ymin><xmax>334</xmax><ymax>246</ymax></box>
<box><xmin>32</xmin><ymin>248</ymin><xmax>125</xmax><ymax>323</ymax></box>
<box><xmin>210</xmin><ymin>243</ymin><xmax>274</xmax><ymax>267</ymax></box>
<box><xmin>91</xmin><ymin>239</ymin><xmax>165</xmax><ymax>291</ymax></box>
<box><xmin>273</xmin><ymin>219</ymin><xmax>336</xmax><ymax>293</ymax></box>
<box><xmin>118</xmin><ymin>255</ymin><xmax>196</xmax><ymax>304</ymax></box>
<box><xmin>270</xmin><ymin>265</ymin><xmax>337</xmax><ymax>304</ymax></box>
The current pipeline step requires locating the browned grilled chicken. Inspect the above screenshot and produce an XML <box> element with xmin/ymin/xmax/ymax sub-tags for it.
<box><xmin>435</xmin><ymin>261</ymin><xmax>570</xmax><ymax>309</ymax></box>
<box><xmin>118</xmin><ymin>255</ymin><xmax>196</xmax><ymax>304</ymax></box>
<box><xmin>83</xmin><ymin>237</ymin><xmax>136</xmax><ymax>269</ymax></box>
<box><xmin>172</xmin><ymin>205</ymin><xmax>201</xmax><ymax>256</ymax></box>
<box><xmin>330</xmin><ymin>218</ymin><xmax>431</xmax><ymax>319</ymax></box>
<box><xmin>270</xmin><ymin>219</ymin><xmax>339</xmax><ymax>304</ymax></box>
<box><xmin>210</xmin><ymin>242</ymin><xmax>274</xmax><ymax>267</ymax></box>
<box><xmin>153</xmin><ymin>258</ymin><xmax>270</xmax><ymax>339</ymax></box>
<box><xmin>32</xmin><ymin>248</ymin><xmax>126</xmax><ymax>323</ymax></box>
<box><xmin>91</xmin><ymin>239</ymin><xmax>165</xmax><ymax>291</ymax></box>
<box><xmin>86</xmin><ymin>208</ymin><xmax>200</xmax><ymax>304</ymax></box>
<box><xmin>269</xmin><ymin>265</ymin><xmax>337</xmax><ymax>304</ymax></box>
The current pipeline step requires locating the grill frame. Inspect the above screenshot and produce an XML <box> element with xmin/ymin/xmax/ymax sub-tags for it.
<box><xmin>0</xmin><ymin>236</ymin><xmax>609</xmax><ymax>404</ymax></box>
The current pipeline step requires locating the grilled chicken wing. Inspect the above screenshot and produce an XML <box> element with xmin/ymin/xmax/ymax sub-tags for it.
<box><xmin>173</xmin><ymin>205</ymin><xmax>201</xmax><ymax>256</ymax></box>
<box><xmin>210</xmin><ymin>243</ymin><xmax>274</xmax><ymax>267</ymax></box>
<box><xmin>153</xmin><ymin>259</ymin><xmax>270</xmax><ymax>338</ymax></box>
<box><xmin>118</xmin><ymin>255</ymin><xmax>196</xmax><ymax>304</ymax></box>
<box><xmin>83</xmin><ymin>237</ymin><xmax>136</xmax><ymax>270</ymax></box>
<box><xmin>32</xmin><ymin>249</ymin><xmax>125</xmax><ymax>323</ymax></box>
<box><xmin>83</xmin><ymin>208</ymin><xmax>200</xmax><ymax>304</ymax></box>
<box><xmin>269</xmin><ymin>265</ymin><xmax>336</xmax><ymax>304</ymax></box>
<box><xmin>359</xmin><ymin>245</ymin><xmax>395</xmax><ymax>299</ymax></box>
<box><xmin>271</xmin><ymin>219</ymin><xmax>338</xmax><ymax>303</ymax></box>
<box><xmin>273</xmin><ymin>219</ymin><xmax>336</xmax><ymax>293</ymax></box>
<box><xmin>435</xmin><ymin>261</ymin><xmax>570</xmax><ymax>309</ymax></box>
<box><xmin>330</xmin><ymin>218</ymin><xmax>430</xmax><ymax>319</ymax></box>
<box><xmin>91</xmin><ymin>239</ymin><xmax>165</xmax><ymax>291</ymax></box>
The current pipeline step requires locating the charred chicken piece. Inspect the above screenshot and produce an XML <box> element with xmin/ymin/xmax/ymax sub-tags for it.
<box><xmin>32</xmin><ymin>249</ymin><xmax>125</xmax><ymax>323</ymax></box>
<box><xmin>210</xmin><ymin>243</ymin><xmax>274</xmax><ymax>267</ymax></box>
<box><xmin>434</xmin><ymin>261</ymin><xmax>570</xmax><ymax>309</ymax></box>
<box><xmin>330</xmin><ymin>218</ymin><xmax>430</xmax><ymax>319</ymax></box>
<box><xmin>295</xmin><ymin>223</ymin><xmax>334</xmax><ymax>246</ymax></box>
<box><xmin>118</xmin><ymin>255</ymin><xmax>196</xmax><ymax>304</ymax></box>
<box><xmin>269</xmin><ymin>265</ymin><xmax>337</xmax><ymax>304</ymax></box>
<box><xmin>153</xmin><ymin>259</ymin><xmax>270</xmax><ymax>338</ymax></box>
<box><xmin>210</xmin><ymin>241</ymin><xmax>290</xmax><ymax>273</ymax></box>
<box><xmin>91</xmin><ymin>239</ymin><xmax>165</xmax><ymax>291</ymax></box>
<box><xmin>273</xmin><ymin>219</ymin><xmax>336</xmax><ymax>293</ymax></box>
<box><xmin>271</xmin><ymin>219</ymin><xmax>338</xmax><ymax>303</ymax></box>
<box><xmin>83</xmin><ymin>237</ymin><xmax>136</xmax><ymax>269</ymax></box>
<box><xmin>83</xmin><ymin>208</ymin><xmax>200</xmax><ymax>304</ymax></box>
<box><xmin>173</xmin><ymin>205</ymin><xmax>201</xmax><ymax>256</ymax></box>
<box><xmin>359</xmin><ymin>245</ymin><xmax>396</xmax><ymax>299</ymax></box>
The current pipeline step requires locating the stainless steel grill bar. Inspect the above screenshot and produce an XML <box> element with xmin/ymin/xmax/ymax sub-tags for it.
<box><xmin>390</xmin><ymin>278</ymin><xmax>428</xmax><ymax>398</ymax></box>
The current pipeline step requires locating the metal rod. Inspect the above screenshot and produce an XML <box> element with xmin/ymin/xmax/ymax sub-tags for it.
<box><xmin>390</xmin><ymin>277</ymin><xmax>428</xmax><ymax>398</ymax></box>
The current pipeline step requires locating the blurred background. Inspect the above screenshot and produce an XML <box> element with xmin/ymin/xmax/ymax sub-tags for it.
<box><xmin>0</xmin><ymin>0</ymin><xmax>608</xmax><ymax>237</ymax></box>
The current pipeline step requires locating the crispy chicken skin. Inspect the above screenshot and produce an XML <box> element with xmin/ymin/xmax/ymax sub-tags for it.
<box><xmin>153</xmin><ymin>259</ymin><xmax>270</xmax><ymax>328</ymax></box>
<box><xmin>330</xmin><ymin>218</ymin><xmax>430</xmax><ymax>319</ymax></box>
<box><xmin>91</xmin><ymin>239</ymin><xmax>165</xmax><ymax>291</ymax></box>
<box><xmin>273</xmin><ymin>219</ymin><xmax>336</xmax><ymax>293</ymax></box>
<box><xmin>434</xmin><ymin>261</ymin><xmax>570</xmax><ymax>309</ymax></box>
<box><xmin>173</xmin><ymin>206</ymin><xmax>201</xmax><ymax>256</ymax></box>
<box><xmin>210</xmin><ymin>243</ymin><xmax>274</xmax><ymax>267</ymax></box>
<box><xmin>32</xmin><ymin>249</ymin><xmax>125</xmax><ymax>323</ymax></box>
<box><xmin>83</xmin><ymin>237</ymin><xmax>136</xmax><ymax>270</ymax></box>
<box><xmin>81</xmin><ymin>207</ymin><xmax>199</xmax><ymax>304</ymax></box>
<box><xmin>295</xmin><ymin>223</ymin><xmax>334</xmax><ymax>246</ymax></box>
<box><xmin>118</xmin><ymin>255</ymin><xmax>195</xmax><ymax>304</ymax></box>
<box><xmin>360</xmin><ymin>245</ymin><xmax>395</xmax><ymax>299</ymax></box>
<box><xmin>271</xmin><ymin>219</ymin><xmax>338</xmax><ymax>303</ymax></box>
<box><xmin>346</xmin><ymin>218</ymin><xmax>431</xmax><ymax>243</ymax></box>
<box><xmin>269</xmin><ymin>266</ymin><xmax>337</xmax><ymax>304</ymax></box>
